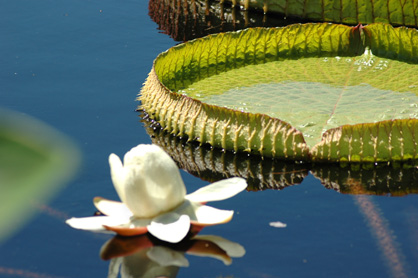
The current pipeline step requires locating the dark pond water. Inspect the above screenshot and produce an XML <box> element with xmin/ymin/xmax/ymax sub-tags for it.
<box><xmin>1</xmin><ymin>1</ymin><xmax>418</xmax><ymax>277</ymax></box>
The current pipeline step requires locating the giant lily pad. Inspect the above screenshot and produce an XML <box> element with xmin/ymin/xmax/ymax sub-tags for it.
<box><xmin>222</xmin><ymin>0</ymin><xmax>418</xmax><ymax>27</ymax></box>
<box><xmin>139</xmin><ymin>23</ymin><xmax>418</xmax><ymax>162</ymax></box>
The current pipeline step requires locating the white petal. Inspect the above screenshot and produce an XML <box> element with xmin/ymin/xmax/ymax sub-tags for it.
<box><xmin>117</xmin><ymin>144</ymin><xmax>186</xmax><ymax>218</ymax></box>
<box><xmin>185</xmin><ymin>177</ymin><xmax>247</xmax><ymax>203</ymax></box>
<box><xmin>93</xmin><ymin>197</ymin><xmax>133</xmax><ymax>218</ymax></box>
<box><xmin>66</xmin><ymin>216</ymin><xmax>128</xmax><ymax>232</ymax></box>
<box><xmin>147</xmin><ymin>246</ymin><xmax>189</xmax><ymax>267</ymax></box>
<box><xmin>193</xmin><ymin>235</ymin><xmax>246</xmax><ymax>257</ymax></box>
<box><xmin>109</xmin><ymin>153</ymin><xmax>126</xmax><ymax>203</ymax></box>
<box><xmin>147</xmin><ymin>213</ymin><xmax>190</xmax><ymax>243</ymax></box>
<box><xmin>174</xmin><ymin>200</ymin><xmax>234</xmax><ymax>225</ymax></box>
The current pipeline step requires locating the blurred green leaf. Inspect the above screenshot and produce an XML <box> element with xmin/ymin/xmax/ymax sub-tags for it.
<box><xmin>0</xmin><ymin>108</ymin><xmax>80</xmax><ymax>242</ymax></box>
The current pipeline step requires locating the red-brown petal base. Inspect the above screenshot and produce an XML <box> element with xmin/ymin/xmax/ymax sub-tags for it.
<box><xmin>103</xmin><ymin>225</ymin><xmax>148</xmax><ymax>236</ymax></box>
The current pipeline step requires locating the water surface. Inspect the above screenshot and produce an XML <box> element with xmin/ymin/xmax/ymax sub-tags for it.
<box><xmin>1</xmin><ymin>1</ymin><xmax>417</xmax><ymax>278</ymax></box>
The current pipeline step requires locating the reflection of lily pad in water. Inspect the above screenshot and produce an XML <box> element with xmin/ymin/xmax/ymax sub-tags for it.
<box><xmin>139</xmin><ymin>23</ymin><xmax>418</xmax><ymax>162</ymax></box>
<box><xmin>312</xmin><ymin>163</ymin><xmax>418</xmax><ymax>196</ymax></box>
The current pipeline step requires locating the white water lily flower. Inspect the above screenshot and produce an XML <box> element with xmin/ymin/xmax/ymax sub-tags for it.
<box><xmin>66</xmin><ymin>144</ymin><xmax>247</xmax><ymax>243</ymax></box>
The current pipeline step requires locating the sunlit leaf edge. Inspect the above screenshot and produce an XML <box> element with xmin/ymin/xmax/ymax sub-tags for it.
<box><xmin>311</xmin><ymin>119</ymin><xmax>418</xmax><ymax>162</ymax></box>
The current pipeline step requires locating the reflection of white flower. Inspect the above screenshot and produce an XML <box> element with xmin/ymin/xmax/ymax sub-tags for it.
<box><xmin>66</xmin><ymin>144</ymin><xmax>247</xmax><ymax>243</ymax></box>
<box><xmin>102</xmin><ymin>233</ymin><xmax>245</xmax><ymax>278</ymax></box>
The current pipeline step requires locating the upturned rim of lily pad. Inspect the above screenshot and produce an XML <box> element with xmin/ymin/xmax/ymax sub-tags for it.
<box><xmin>66</xmin><ymin>144</ymin><xmax>247</xmax><ymax>243</ymax></box>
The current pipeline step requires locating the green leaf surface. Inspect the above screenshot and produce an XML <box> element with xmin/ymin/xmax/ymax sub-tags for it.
<box><xmin>139</xmin><ymin>23</ymin><xmax>418</xmax><ymax>162</ymax></box>
<box><xmin>224</xmin><ymin>0</ymin><xmax>418</xmax><ymax>27</ymax></box>
<box><xmin>180</xmin><ymin>53</ymin><xmax>418</xmax><ymax>149</ymax></box>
